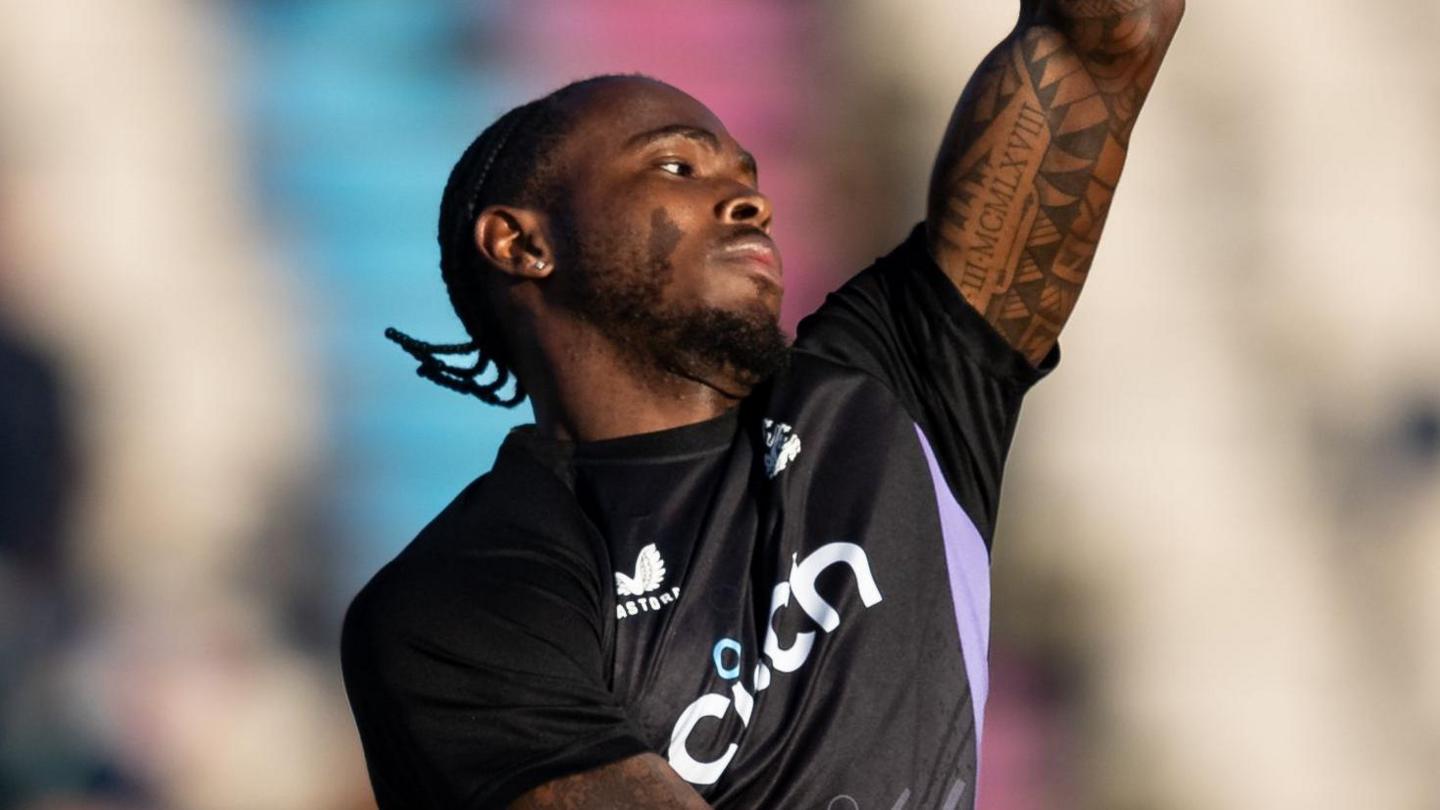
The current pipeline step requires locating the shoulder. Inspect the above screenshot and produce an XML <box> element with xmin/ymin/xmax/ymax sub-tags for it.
<box><xmin>797</xmin><ymin>224</ymin><xmax>1056</xmax><ymax>392</ymax></box>
<box><xmin>342</xmin><ymin>450</ymin><xmax>611</xmax><ymax>681</ymax></box>
<box><xmin>339</xmin><ymin>472</ymin><xmax>515</xmax><ymax>675</ymax></box>
<box><xmin>779</xmin><ymin>344</ymin><xmax>902</xmax><ymax>406</ymax></box>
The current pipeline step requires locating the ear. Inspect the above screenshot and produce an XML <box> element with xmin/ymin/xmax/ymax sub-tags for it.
<box><xmin>474</xmin><ymin>206</ymin><xmax>555</xmax><ymax>279</ymax></box>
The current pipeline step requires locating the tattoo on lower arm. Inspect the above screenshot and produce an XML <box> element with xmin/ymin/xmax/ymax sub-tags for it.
<box><xmin>931</xmin><ymin>2</ymin><xmax>1173</xmax><ymax>364</ymax></box>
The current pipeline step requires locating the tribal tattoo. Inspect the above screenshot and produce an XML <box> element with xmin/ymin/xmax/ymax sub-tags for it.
<box><xmin>927</xmin><ymin>0</ymin><xmax>1183</xmax><ymax>365</ymax></box>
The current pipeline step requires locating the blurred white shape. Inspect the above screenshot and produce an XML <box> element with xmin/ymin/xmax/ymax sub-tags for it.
<box><xmin>0</xmin><ymin>1</ymin><xmax>361</xmax><ymax>808</ymax></box>
<box><xmin>840</xmin><ymin>0</ymin><xmax>1440</xmax><ymax>807</ymax></box>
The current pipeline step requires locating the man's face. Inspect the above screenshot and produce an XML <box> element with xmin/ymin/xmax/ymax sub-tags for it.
<box><xmin>543</xmin><ymin>78</ymin><xmax>788</xmax><ymax>389</ymax></box>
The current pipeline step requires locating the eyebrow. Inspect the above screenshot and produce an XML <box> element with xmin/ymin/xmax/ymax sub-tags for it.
<box><xmin>623</xmin><ymin>124</ymin><xmax>759</xmax><ymax>180</ymax></box>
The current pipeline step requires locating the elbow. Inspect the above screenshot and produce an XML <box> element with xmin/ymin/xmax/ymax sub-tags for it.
<box><xmin>1064</xmin><ymin>0</ymin><xmax>1185</xmax><ymax>31</ymax></box>
<box><xmin>1113</xmin><ymin>0</ymin><xmax>1185</xmax><ymax>49</ymax></box>
<box><xmin>1032</xmin><ymin>0</ymin><xmax>1185</xmax><ymax>43</ymax></box>
<box><xmin>1155</xmin><ymin>0</ymin><xmax>1186</xmax><ymax>37</ymax></box>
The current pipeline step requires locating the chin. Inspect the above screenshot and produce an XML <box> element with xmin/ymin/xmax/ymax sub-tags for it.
<box><xmin>694</xmin><ymin>281</ymin><xmax>782</xmax><ymax>326</ymax></box>
<box><xmin>661</xmin><ymin>299</ymin><xmax>791</xmax><ymax>386</ymax></box>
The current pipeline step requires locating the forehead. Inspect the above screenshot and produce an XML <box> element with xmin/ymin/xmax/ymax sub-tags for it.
<box><xmin>559</xmin><ymin>78</ymin><xmax>735</xmax><ymax>155</ymax></box>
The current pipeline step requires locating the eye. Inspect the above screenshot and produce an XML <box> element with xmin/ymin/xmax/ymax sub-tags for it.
<box><xmin>656</xmin><ymin>159</ymin><xmax>694</xmax><ymax>177</ymax></box>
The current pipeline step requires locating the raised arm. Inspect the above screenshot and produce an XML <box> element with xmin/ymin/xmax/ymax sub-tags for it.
<box><xmin>927</xmin><ymin>0</ymin><xmax>1184</xmax><ymax>366</ymax></box>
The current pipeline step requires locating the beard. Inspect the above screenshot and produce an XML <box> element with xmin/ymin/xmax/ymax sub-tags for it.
<box><xmin>556</xmin><ymin>209</ymin><xmax>790</xmax><ymax>392</ymax></box>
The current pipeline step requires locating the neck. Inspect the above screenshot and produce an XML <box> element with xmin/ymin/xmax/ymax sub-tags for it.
<box><xmin>520</xmin><ymin>317</ymin><xmax>746</xmax><ymax>443</ymax></box>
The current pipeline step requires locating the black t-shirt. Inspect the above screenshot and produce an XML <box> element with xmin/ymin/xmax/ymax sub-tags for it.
<box><xmin>342</xmin><ymin>224</ymin><xmax>1056</xmax><ymax>809</ymax></box>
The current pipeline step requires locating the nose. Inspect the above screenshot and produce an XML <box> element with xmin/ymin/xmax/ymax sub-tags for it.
<box><xmin>717</xmin><ymin>187</ymin><xmax>773</xmax><ymax>233</ymax></box>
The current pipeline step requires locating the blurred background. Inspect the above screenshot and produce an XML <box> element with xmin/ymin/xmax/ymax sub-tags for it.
<box><xmin>0</xmin><ymin>0</ymin><xmax>1436</xmax><ymax>808</ymax></box>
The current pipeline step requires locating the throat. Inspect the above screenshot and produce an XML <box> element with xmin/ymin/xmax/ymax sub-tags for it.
<box><xmin>528</xmin><ymin>330</ymin><xmax>749</xmax><ymax>443</ymax></box>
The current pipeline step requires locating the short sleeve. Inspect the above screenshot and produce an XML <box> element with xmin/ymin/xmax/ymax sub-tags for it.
<box><xmin>341</xmin><ymin>488</ymin><xmax>649</xmax><ymax>809</ymax></box>
<box><xmin>794</xmin><ymin>223</ymin><xmax>1059</xmax><ymax>542</ymax></box>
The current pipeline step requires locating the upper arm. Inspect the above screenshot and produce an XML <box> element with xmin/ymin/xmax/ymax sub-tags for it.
<box><xmin>341</xmin><ymin>538</ymin><xmax>649</xmax><ymax>809</ymax></box>
<box><xmin>794</xmin><ymin>230</ymin><xmax>1050</xmax><ymax>540</ymax></box>
<box><xmin>927</xmin><ymin>0</ymin><xmax>1184</xmax><ymax>365</ymax></box>
<box><xmin>508</xmin><ymin>753</ymin><xmax>710</xmax><ymax>810</ymax></box>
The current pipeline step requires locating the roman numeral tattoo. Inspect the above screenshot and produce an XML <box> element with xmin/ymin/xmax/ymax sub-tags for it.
<box><xmin>928</xmin><ymin>0</ymin><xmax>1181</xmax><ymax>366</ymax></box>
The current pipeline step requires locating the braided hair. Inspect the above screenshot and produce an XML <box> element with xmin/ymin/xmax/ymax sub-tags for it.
<box><xmin>386</xmin><ymin>75</ymin><xmax>631</xmax><ymax>407</ymax></box>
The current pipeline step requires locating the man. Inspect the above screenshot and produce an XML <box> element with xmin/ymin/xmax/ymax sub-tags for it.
<box><xmin>342</xmin><ymin>1</ymin><xmax>1183</xmax><ymax>807</ymax></box>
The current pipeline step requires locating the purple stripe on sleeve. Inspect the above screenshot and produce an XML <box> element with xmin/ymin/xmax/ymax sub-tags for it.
<box><xmin>913</xmin><ymin>426</ymin><xmax>992</xmax><ymax>761</ymax></box>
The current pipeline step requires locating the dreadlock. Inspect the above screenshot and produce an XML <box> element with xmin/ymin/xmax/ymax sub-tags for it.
<box><xmin>385</xmin><ymin>74</ymin><xmax>634</xmax><ymax>407</ymax></box>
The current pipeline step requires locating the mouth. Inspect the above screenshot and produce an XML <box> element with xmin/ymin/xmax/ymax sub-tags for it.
<box><xmin>713</xmin><ymin>231</ymin><xmax>782</xmax><ymax>287</ymax></box>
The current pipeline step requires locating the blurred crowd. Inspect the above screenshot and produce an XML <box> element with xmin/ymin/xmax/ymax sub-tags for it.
<box><xmin>0</xmin><ymin>1</ymin><xmax>1436</xmax><ymax>809</ymax></box>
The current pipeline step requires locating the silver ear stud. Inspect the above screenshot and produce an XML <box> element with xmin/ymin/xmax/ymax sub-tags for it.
<box><xmin>533</xmin><ymin>260</ymin><xmax>548</xmax><ymax>271</ymax></box>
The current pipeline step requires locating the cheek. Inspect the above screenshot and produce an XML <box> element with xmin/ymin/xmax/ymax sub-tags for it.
<box><xmin>579</xmin><ymin>187</ymin><xmax>698</xmax><ymax>260</ymax></box>
<box><xmin>638</xmin><ymin>200</ymin><xmax>710</xmax><ymax>294</ymax></box>
<box><xmin>644</xmin><ymin>207</ymin><xmax>687</xmax><ymax>270</ymax></box>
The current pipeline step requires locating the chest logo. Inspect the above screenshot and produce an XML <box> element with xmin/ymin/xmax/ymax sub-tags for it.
<box><xmin>666</xmin><ymin>541</ymin><xmax>885</xmax><ymax>785</ymax></box>
<box><xmin>762</xmin><ymin>419</ymin><xmax>802</xmax><ymax>479</ymax></box>
<box><xmin>615</xmin><ymin>543</ymin><xmax>680</xmax><ymax>621</ymax></box>
<box><xmin>616</xmin><ymin>543</ymin><xmax>667</xmax><ymax>597</ymax></box>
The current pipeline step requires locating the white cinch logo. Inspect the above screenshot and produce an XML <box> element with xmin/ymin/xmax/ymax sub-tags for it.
<box><xmin>666</xmin><ymin>542</ymin><xmax>884</xmax><ymax>785</ymax></box>
<box><xmin>615</xmin><ymin>543</ymin><xmax>680</xmax><ymax>621</ymax></box>
<box><xmin>762</xmin><ymin>419</ymin><xmax>802</xmax><ymax>479</ymax></box>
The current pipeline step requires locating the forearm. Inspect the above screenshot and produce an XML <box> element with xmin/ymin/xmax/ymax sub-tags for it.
<box><xmin>925</xmin><ymin>0</ymin><xmax>1182</xmax><ymax>364</ymax></box>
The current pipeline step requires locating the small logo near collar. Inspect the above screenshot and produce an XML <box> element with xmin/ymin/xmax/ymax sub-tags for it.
<box><xmin>762</xmin><ymin>419</ymin><xmax>802</xmax><ymax>479</ymax></box>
